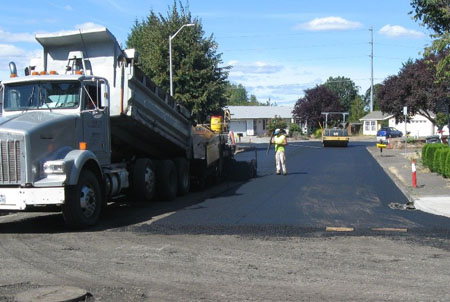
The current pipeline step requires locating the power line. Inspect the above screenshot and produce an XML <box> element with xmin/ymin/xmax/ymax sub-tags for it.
<box><xmin>374</xmin><ymin>42</ymin><xmax>427</xmax><ymax>50</ymax></box>
<box><xmin>215</xmin><ymin>28</ymin><xmax>369</xmax><ymax>39</ymax></box>
<box><xmin>219</xmin><ymin>42</ymin><xmax>366</xmax><ymax>53</ymax></box>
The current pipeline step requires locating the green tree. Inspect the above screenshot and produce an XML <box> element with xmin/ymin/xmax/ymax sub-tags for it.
<box><xmin>225</xmin><ymin>83</ymin><xmax>265</xmax><ymax>106</ymax></box>
<box><xmin>363</xmin><ymin>83</ymin><xmax>382</xmax><ymax>111</ymax></box>
<box><xmin>410</xmin><ymin>0</ymin><xmax>450</xmax><ymax>82</ymax></box>
<box><xmin>323</xmin><ymin>76</ymin><xmax>359</xmax><ymax>111</ymax></box>
<box><xmin>436</xmin><ymin>112</ymin><xmax>448</xmax><ymax>129</ymax></box>
<box><xmin>226</xmin><ymin>83</ymin><xmax>248</xmax><ymax>105</ymax></box>
<box><xmin>349</xmin><ymin>95</ymin><xmax>367</xmax><ymax>122</ymax></box>
<box><xmin>249</xmin><ymin>94</ymin><xmax>260</xmax><ymax>105</ymax></box>
<box><xmin>126</xmin><ymin>1</ymin><xmax>229</xmax><ymax>119</ymax></box>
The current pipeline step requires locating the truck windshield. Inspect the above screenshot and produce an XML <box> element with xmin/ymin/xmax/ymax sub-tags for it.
<box><xmin>3</xmin><ymin>82</ymin><xmax>80</xmax><ymax>111</ymax></box>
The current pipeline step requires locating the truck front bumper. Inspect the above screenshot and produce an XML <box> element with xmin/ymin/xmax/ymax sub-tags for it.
<box><xmin>0</xmin><ymin>187</ymin><xmax>65</xmax><ymax>210</ymax></box>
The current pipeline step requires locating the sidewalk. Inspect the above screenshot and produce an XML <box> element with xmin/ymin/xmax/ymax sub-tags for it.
<box><xmin>367</xmin><ymin>145</ymin><xmax>450</xmax><ymax>218</ymax></box>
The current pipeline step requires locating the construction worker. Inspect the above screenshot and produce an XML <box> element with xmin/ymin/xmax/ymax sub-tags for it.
<box><xmin>273</xmin><ymin>128</ymin><xmax>287</xmax><ymax>175</ymax></box>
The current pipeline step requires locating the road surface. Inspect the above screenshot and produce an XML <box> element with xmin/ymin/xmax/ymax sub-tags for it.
<box><xmin>1</xmin><ymin>141</ymin><xmax>450</xmax><ymax>301</ymax></box>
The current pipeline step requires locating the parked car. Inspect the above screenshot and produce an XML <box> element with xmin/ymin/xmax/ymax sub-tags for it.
<box><xmin>376</xmin><ymin>127</ymin><xmax>403</xmax><ymax>142</ymax></box>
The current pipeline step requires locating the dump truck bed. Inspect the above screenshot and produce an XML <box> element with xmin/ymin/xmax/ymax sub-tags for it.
<box><xmin>36</xmin><ymin>27</ymin><xmax>192</xmax><ymax>160</ymax></box>
<box><xmin>111</xmin><ymin>67</ymin><xmax>192</xmax><ymax>160</ymax></box>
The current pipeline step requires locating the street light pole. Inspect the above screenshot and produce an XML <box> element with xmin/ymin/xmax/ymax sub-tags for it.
<box><xmin>369</xmin><ymin>26</ymin><xmax>374</xmax><ymax>112</ymax></box>
<box><xmin>169</xmin><ymin>23</ymin><xmax>195</xmax><ymax>96</ymax></box>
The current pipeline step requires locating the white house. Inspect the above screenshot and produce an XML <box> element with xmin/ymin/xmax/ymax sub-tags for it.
<box><xmin>360</xmin><ymin>110</ymin><xmax>449</xmax><ymax>137</ymax></box>
<box><xmin>227</xmin><ymin>106</ymin><xmax>294</xmax><ymax>137</ymax></box>
<box><xmin>359</xmin><ymin>111</ymin><xmax>392</xmax><ymax>135</ymax></box>
<box><xmin>389</xmin><ymin>112</ymin><xmax>449</xmax><ymax>137</ymax></box>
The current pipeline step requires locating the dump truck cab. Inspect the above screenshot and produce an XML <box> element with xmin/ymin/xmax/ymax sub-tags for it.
<box><xmin>0</xmin><ymin>71</ymin><xmax>110</xmax><ymax>208</ymax></box>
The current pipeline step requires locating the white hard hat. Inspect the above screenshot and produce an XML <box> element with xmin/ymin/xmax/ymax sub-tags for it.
<box><xmin>274</xmin><ymin>128</ymin><xmax>280</xmax><ymax>135</ymax></box>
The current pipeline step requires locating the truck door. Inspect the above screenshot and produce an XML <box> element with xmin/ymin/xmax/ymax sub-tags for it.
<box><xmin>81</xmin><ymin>80</ymin><xmax>111</xmax><ymax>165</ymax></box>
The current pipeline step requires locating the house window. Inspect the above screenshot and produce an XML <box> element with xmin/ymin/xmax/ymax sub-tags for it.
<box><xmin>365</xmin><ymin>121</ymin><xmax>370</xmax><ymax>131</ymax></box>
<box><xmin>262</xmin><ymin>119</ymin><xmax>267</xmax><ymax>130</ymax></box>
<box><xmin>371</xmin><ymin>121</ymin><xmax>376</xmax><ymax>131</ymax></box>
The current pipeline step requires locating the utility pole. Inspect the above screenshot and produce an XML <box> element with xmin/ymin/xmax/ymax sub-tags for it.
<box><xmin>369</xmin><ymin>26</ymin><xmax>374</xmax><ymax>112</ymax></box>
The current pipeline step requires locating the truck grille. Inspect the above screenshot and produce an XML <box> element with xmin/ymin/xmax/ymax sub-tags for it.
<box><xmin>0</xmin><ymin>139</ymin><xmax>22</xmax><ymax>184</ymax></box>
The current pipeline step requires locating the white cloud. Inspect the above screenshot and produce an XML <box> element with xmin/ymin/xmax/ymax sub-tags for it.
<box><xmin>40</xmin><ymin>23</ymin><xmax>106</xmax><ymax>37</ymax></box>
<box><xmin>295</xmin><ymin>16</ymin><xmax>363</xmax><ymax>31</ymax></box>
<box><xmin>379</xmin><ymin>24</ymin><xmax>425</xmax><ymax>38</ymax></box>
<box><xmin>0</xmin><ymin>44</ymin><xmax>26</xmax><ymax>57</ymax></box>
<box><xmin>74</xmin><ymin>22</ymin><xmax>105</xmax><ymax>31</ymax></box>
<box><xmin>64</xmin><ymin>5</ymin><xmax>73</xmax><ymax>11</ymax></box>
<box><xmin>0</xmin><ymin>46</ymin><xmax>41</xmax><ymax>79</ymax></box>
<box><xmin>228</xmin><ymin>61</ymin><xmax>323</xmax><ymax>105</ymax></box>
<box><xmin>226</xmin><ymin>59</ymin><xmax>378</xmax><ymax>106</ymax></box>
<box><xmin>228</xmin><ymin>61</ymin><xmax>284</xmax><ymax>74</ymax></box>
<box><xmin>0</xmin><ymin>29</ymin><xmax>35</xmax><ymax>43</ymax></box>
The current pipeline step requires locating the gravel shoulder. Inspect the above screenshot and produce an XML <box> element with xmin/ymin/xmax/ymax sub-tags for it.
<box><xmin>1</xmin><ymin>230</ymin><xmax>450</xmax><ymax>301</ymax></box>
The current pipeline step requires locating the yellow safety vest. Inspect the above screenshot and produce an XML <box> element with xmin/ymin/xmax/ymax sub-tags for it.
<box><xmin>274</xmin><ymin>135</ymin><xmax>286</xmax><ymax>152</ymax></box>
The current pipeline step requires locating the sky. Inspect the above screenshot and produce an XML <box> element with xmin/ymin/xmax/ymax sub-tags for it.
<box><xmin>0</xmin><ymin>0</ymin><xmax>433</xmax><ymax>106</ymax></box>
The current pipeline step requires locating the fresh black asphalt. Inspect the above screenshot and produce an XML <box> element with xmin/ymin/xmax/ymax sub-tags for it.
<box><xmin>150</xmin><ymin>141</ymin><xmax>450</xmax><ymax>234</ymax></box>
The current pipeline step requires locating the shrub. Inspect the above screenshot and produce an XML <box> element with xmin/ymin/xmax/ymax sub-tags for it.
<box><xmin>432</xmin><ymin>149</ymin><xmax>441</xmax><ymax>172</ymax></box>
<box><xmin>288</xmin><ymin>123</ymin><xmax>302</xmax><ymax>137</ymax></box>
<box><xmin>424</xmin><ymin>143</ymin><xmax>437</xmax><ymax>168</ymax></box>
<box><xmin>422</xmin><ymin>144</ymin><xmax>430</xmax><ymax>165</ymax></box>
<box><xmin>445</xmin><ymin>151</ymin><xmax>450</xmax><ymax>178</ymax></box>
<box><xmin>267</xmin><ymin>118</ymin><xmax>287</xmax><ymax>135</ymax></box>
<box><xmin>424</xmin><ymin>143</ymin><xmax>436</xmax><ymax>167</ymax></box>
<box><xmin>314</xmin><ymin>128</ymin><xmax>323</xmax><ymax>138</ymax></box>
<box><xmin>438</xmin><ymin>148</ymin><xmax>450</xmax><ymax>175</ymax></box>
<box><xmin>427</xmin><ymin>144</ymin><xmax>446</xmax><ymax>172</ymax></box>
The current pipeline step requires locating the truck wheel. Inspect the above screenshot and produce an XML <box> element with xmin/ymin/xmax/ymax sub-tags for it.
<box><xmin>62</xmin><ymin>170</ymin><xmax>102</xmax><ymax>228</ymax></box>
<box><xmin>174</xmin><ymin>158</ymin><xmax>190</xmax><ymax>196</ymax></box>
<box><xmin>157</xmin><ymin>160</ymin><xmax>178</xmax><ymax>201</ymax></box>
<box><xmin>132</xmin><ymin>158</ymin><xmax>156</xmax><ymax>201</ymax></box>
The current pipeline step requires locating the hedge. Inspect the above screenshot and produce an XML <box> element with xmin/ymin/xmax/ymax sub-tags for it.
<box><xmin>445</xmin><ymin>152</ymin><xmax>450</xmax><ymax>178</ymax></box>
<box><xmin>421</xmin><ymin>143</ymin><xmax>450</xmax><ymax>177</ymax></box>
<box><xmin>422</xmin><ymin>144</ymin><xmax>430</xmax><ymax>165</ymax></box>
<box><xmin>437</xmin><ymin>147</ymin><xmax>450</xmax><ymax>175</ymax></box>
<box><xmin>425</xmin><ymin>143</ymin><xmax>446</xmax><ymax>171</ymax></box>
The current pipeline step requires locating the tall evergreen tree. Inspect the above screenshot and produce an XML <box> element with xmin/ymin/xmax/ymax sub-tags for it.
<box><xmin>126</xmin><ymin>1</ymin><xmax>229</xmax><ymax>120</ymax></box>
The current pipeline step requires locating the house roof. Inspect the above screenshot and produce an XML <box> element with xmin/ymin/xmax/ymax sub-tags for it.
<box><xmin>226</xmin><ymin>106</ymin><xmax>294</xmax><ymax>119</ymax></box>
<box><xmin>360</xmin><ymin>111</ymin><xmax>393</xmax><ymax>121</ymax></box>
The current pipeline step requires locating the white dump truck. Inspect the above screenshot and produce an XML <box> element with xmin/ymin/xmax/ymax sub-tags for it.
<box><xmin>0</xmin><ymin>27</ymin><xmax>204</xmax><ymax>227</ymax></box>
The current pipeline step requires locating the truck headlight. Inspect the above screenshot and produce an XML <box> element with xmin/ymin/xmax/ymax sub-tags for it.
<box><xmin>43</xmin><ymin>160</ymin><xmax>65</xmax><ymax>174</ymax></box>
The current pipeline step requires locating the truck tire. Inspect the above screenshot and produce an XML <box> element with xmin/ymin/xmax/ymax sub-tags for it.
<box><xmin>132</xmin><ymin>158</ymin><xmax>156</xmax><ymax>201</ymax></box>
<box><xmin>174</xmin><ymin>158</ymin><xmax>190</xmax><ymax>196</ymax></box>
<box><xmin>62</xmin><ymin>170</ymin><xmax>102</xmax><ymax>228</ymax></box>
<box><xmin>157</xmin><ymin>160</ymin><xmax>178</xmax><ymax>201</ymax></box>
